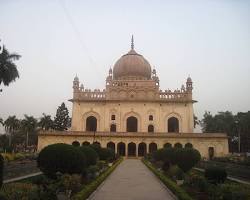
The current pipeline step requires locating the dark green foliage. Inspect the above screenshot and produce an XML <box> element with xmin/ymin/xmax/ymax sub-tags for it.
<box><xmin>0</xmin><ymin>46</ymin><xmax>20</xmax><ymax>87</ymax></box>
<box><xmin>205</xmin><ymin>166</ymin><xmax>227</xmax><ymax>184</ymax></box>
<box><xmin>90</xmin><ymin>144</ymin><xmax>115</xmax><ymax>161</ymax></box>
<box><xmin>37</xmin><ymin>143</ymin><xmax>86</xmax><ymax>178</ymax></box>
<box><xmin>0</xmin><ymin>154</ymin><xmax>3</xmax><ymax>188</ymax></box>
<box><xmin>201</xmin><ymin>111</ymin><xmax>250</xmax><ymax>153</ymax></box>
<box><xmin>79</xmin><ymin>146</ymin><xmax>98</xmax><ymax>166</ymax></box>
<box><xmin>53</xmin><ymin>103</ymin><xmax>70</xmax><ymax>131</ymax></box>
<box><xmin>153</xmin><ymin>147</ymin><xmax>201</xmax><ymax>172</ymax></box>
<box><xmin>175</xmin><ymin>148</ymin><xmax>201</xmax><ymax>172</ymax></box>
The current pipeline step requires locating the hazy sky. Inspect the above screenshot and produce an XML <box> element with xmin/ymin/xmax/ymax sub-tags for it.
<box><xmin>0</xmin><ymin>0</ymin><xmax>250</xmax><ymax>127</ymax></box>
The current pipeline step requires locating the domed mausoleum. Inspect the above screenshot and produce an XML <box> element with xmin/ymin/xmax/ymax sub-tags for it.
<box><xmin>38</xmin><ymin>36</ymin><xmax>229</xmax><ymax>159</ymax></box>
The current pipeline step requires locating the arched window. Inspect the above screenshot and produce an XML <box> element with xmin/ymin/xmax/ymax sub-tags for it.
<box><xmin>168</xmin><ymin>117</ymin><xmax>179</xmax><ymax>133</ymax></box>
<box><xmin>148</xmin><ymin>125</ymin><xmax>154</xmax><ymax>132</ymax></box>
<box><xmin>93</xmin><ymin>141</ymin><xmax>101</xmax><ymax>147</ymax></box>
<box><xmin>110</xmin><ymin>124</ymin><xmax>116</xmax><ymax>132</ymax></box>
<box><xmin>86</xmin><ymin>116</ymin><xmax>97</xmax><ymax>131</ymax></box>
<box><xmin>72</xmin><ymin>141</ymin><xmax>80</xmax><ymax>147</ymax></box>
<box><xmin>126</xmin><ymin>116</ymin><xmax>138</xmax><ymax>132</ymax></box>
<box><xmin>149</xmin><ymin>115</ymin><xmax>153</xmax><ymax>121</ymax></box>
<box><xmin>111</xmin><ymin>115</ymin><xmax>115</xmax><ymax>120</ymax></box>
<box><xmin>208</xmin><ymin>147</ymin><xmax>214</xmax><ymax>159</ymax></box>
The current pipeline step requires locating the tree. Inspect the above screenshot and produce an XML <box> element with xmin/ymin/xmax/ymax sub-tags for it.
<box><xmin>0</xmin><ymin>46</ymin><xmax>21</xmax><ymax>89</ymax></box>
<box><xmin>38</xmin><ymin>113</ymin><xmax>54</xmax><ymax>130</ymax></box>
<box><xmin>21</xmin><ymin>115</ymin><xmax>37</xmax><ymax>147</ymax></box>
<box><xmin>4</xmin><ymin>115</ymin><xmax>20</xmax><ymax>147</ymax></box>
<box><xmin>201</xmin><ymin>111</ymin><xmax>250</xmax><ymax>152</ymax></box>
<box><xmin>54</xmin><ymin>102</ymin><xmax>70</xmax><ymax>131</ymax></box>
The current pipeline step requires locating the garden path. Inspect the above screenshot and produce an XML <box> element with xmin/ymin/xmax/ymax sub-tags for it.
<box><xmin>88</xmin><ymin>158</ymin><xmax>176</xmax><ymax>200</ymax></box>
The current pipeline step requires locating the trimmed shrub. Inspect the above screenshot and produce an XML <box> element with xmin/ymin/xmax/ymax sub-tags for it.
<box><xmin>205</xmin><ymin>166</ymin><xmax>227</xmax><ymax>184</ymax></box>
<box><xmin>175</xmin><ymin>148</ymin><xmax>201</xmax><ymax>172</ymax></box>
<box><xmin>0</xmin><ymin>154</ymin><xmax>3</xmax><ymax>189</ymax></box>
<box><xmin>90</xmin><ymin>145</ymin><xmax>115</xmax><ymax>161</ymax></box>
<box><xmin>167</xmin><ymin>165</ymin><xmax>185</xmax><ymax>180</ymax></box>
<box><xmin>153</xmin><ymin>147</ymin><xmax>201</xmax><ymax>172</ymax></box>
<box><xmin>37</xmin><ymin>143</ymin><xmax>86</xmax><ymax>178</ymax></box>
<box><xmin>60</xmin><ymin>174</ymin><xmax>82</xmax><ymax>194</ymax></box>
<box><xmin>79</xmin><ymin>146</ymin><xmax>98</xmax><ymax>166</ymax></box>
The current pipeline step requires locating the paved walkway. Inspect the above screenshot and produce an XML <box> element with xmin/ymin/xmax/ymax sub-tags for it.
<box><xmin>89</xmin><ymin>159</ymin><xmax>176</xmax><ymax>200</ymax></box>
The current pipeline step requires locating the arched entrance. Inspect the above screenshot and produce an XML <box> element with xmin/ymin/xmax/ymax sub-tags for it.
<box><xmin>128</xmin><ymin>142</ymin><xmax>136</xmax><ymax>156</ymax></box>
<box><xmin>168</xmin><ymin>117</ymin><xmax>179</xmax><ymax>133</ymax></box>
<box><xmin>117</xmin><ymin>142</ymin><xmax>125</xmax><ymax>156</ymax></box>
<box><xmin>138</xmin><ymin>143</ymin><xmax>146</xmax><ymax>156</ymax></box>
<box><xmin>126</xmin><ymin>116</ymin><xmax>138</xmax><ymax>132</ymax></box>
<box><xmin>93</xmin><ymin>141</ymin><xmax>101</xmax><ymax>147</ymax></box>
<box><xmin>107</xmin><ymin>142</ymin><xmax>115</xmax><ymax>152</ymax></box>
<box><xmin>82</xmin><ymin>141</ymin><xmax>90</xmax><ymax>146</ymax></box>
<box><xmin>72</xmin><ymin>141</ymin><xmax>80</xmax><ymax>147</ymax></box>
<box><xmin>149</xmin><ymin>143</ymin><xmax>157</xmax><ymax>153</ymax></box>
<box><xmin>174</xmin><ymin>143</ymin><xmax>183</xmax><ymax>148</ymax></box>
<box><xmin>185</xmin><ymin>143</ymin><xmax>193</xmax><ymax>148</ymax></box>
<box><xmin>86</xmin><ymin>116</ymin><xmax>97</xmax><ymax>131</ymax></box>
<box><xmin>164</xmin><ymin>143</ymin><xmax>172</xmax><ymax>148</ymax></box>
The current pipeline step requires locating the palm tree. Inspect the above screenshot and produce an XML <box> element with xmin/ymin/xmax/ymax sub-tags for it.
<box><xmin>4</xmin><ymin>116</ymin><xmax>20</xmax><ymax>146</ymax></box>
<box><xmin>21</xmin><ymin>115</ymin><xmax>37</xmax><ymax>148</ymax></box>
<box><xmin>38</xmin><ymin>113</ymin><xmax>54</xmax><ymax>130</ymax></box>
<box><xmin>0</xmin><ymin>46</ymin><xmax>21</xmax><ymax>88</ymax></box>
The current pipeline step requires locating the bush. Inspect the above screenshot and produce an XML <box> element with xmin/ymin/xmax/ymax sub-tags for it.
<box><xmin>176</xmin><ymin>148</ymin><xmax>201</xmax><ymax>172</ymax></box>
<box><xmin>205</xmin><ymin>166</ymin><xmax>227</xmax><ymax>184</ymax></box>
<box><xmin>185</xmin><ymin>173</ymin><xmax>208</xmax><ymax>192</ymax></box>
<box><xmin>79</xmin><ymin>146</ymin><xmax>98</xmax><ymax>166</ymax></box>
<box><xmin>221</xmin><ymin>183</ymin><xmax>248</xmax><ymax>200</ymax></box>
<box><xmin>1</xmin><ymin>182</ymin><xmax>38</xmax><ymax>200</ymax></box>
<box><xmin>60</xmin><ymin>174</ymin><xmax>82</xmax><ymax>194</ymax></box>
<box><xmin>0</xmin><ymin>154</ymin><xmax>3</xmax><ymax>189</ymax></box>
<box><xmin>90</xmin><ymin>145</ymin><xmax>115</xmax><ymax>161</ymax></box>
<box><xmin>37</xmin><ymin>143</ymin><xmax>86</xmax><ymax>178</ymax></box>
<box><xmin>153</xmin><ymin>147</ymin><xmax>201</xmax><ymax>172</ymax></box>
<box><xmin>167</xmin><ymin>165</ymin><xmax>185</xmax><ymax>180</ymax></box>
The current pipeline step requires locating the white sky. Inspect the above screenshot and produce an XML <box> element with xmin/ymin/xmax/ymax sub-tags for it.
<box><xmin>0</xmin><ymin>0</ymin><xmax>249</xmax><ymax>132</ymax></box>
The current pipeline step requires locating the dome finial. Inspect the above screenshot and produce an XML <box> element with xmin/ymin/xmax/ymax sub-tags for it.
<box><xmin>131</xmin><ymin>35</ymin><xmax>134</xmax><ymax>50</ymax></box>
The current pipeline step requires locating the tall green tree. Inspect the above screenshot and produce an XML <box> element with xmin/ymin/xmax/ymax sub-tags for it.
<box><xmin>0</xmin><ymin>46</ymin><xmax>20</xmax><ymax>88</ymax></box>
<box><xmin>201</xmin><ymin>111</ymin><xmax>250</xmax><ymax>152</ymax></box>
<box><xmin>54</xmin><ymin>102</ymin><xmax>70</xmax><ymax>131</ymax></box>
<box><xmin>38</xmin><ymin>113</ymin><xmax>54</xmax><ymax>130</ymax></box>
<box><xmin>21</xmin><ymin>115</ymin><xmax>37</xmax><ymax>147</ymax></box>
<box><xmin>4</xmin><ymin>116</ymin><xmax>20</xmax><ymax>147</ymax></box>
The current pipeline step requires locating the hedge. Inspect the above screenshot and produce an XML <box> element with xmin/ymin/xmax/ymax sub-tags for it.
<box><xmin>37</xmin><ymin>143</ymin><xmax>86</xmax><ymax>178</ymax></box>
<box><xmin>79</xmin><ymin>146</ymin><xmax>98</xmax><ymax>166</ymax></box>
<box><xmin>72</xmin><ymin>158</ymin><xmax>123</xmax><ymax>200</ymax></box>
<box><xmin>0</xmin><ymin>154</ymin><xmax>3</xmax><ymax>188</ymax></box>
<box><xmin>142</xmin><ymin>159</ymin><xmax>193</xmax><ymax>200</ymax></box>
